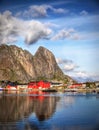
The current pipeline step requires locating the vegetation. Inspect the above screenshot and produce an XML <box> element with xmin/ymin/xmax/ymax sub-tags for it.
<box><xmin>36</xmin><ymin>76</ymin><xmax>48</xmax><ymax>81</ymax></box>
<box><xmin>86</xmin><ymin>82</ymin><xmax>96</xmax><ymax>88</ymax></box>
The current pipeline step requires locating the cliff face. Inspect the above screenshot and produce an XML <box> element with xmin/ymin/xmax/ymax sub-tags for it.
<box><xmin>0</xmin><ymin>44</ymin><xmax>73</xmax><ymax>83</ymax></box>
<box><xmin>34</xmin><ymin>46</ymin><xmax>64</xmax><ymax>79</ymax></box>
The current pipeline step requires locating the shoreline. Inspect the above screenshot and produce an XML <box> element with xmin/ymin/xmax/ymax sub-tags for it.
<box><xmin>0</xmin><ymin>87</ymin><xmax>99</xmax><ymax>94</ymax></box>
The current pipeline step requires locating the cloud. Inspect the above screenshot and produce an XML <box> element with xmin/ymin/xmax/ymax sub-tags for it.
<box><xmin>23</xmin><ymin>5</ymin><xmax>49</xmax><ymax>18</ymax></box>
<box><xmin>74</xmin><ymin>71</ymin><xmax>88</xmax><ymax>78</ymax></box>
<box><xmin>63</xmin><ymin>64</ymin><xmax>79</xmax><ymax>71</ymax></box>
<box><xmin>25</xmin><ymin>21</ymin><xmax>52</xmax><ymax>44</ymax></box>
<box><xmin>0</xmin><ymin>11</ymin><xmax>21</xmax><ymax>44</ymax></box>
<box><xmin>52</xmin><ymin>7</ymin><xmax>67</xmax><ymax>14</ymax></box>
<box><xmin>0</xmin><ymin>10</ymin><xmax>79</xmax><ymax>45</ymax></box>
<box><xmin>80</xmin><ymin>10</ymin><xmax>88</xmax><ymax>16</ymax></box>
<box><xmin>71</xmin><ymin>33</ymin><xmax>80</xmax><ymax>40</ymax></box>
<box><xmin>56</xmin><ymin>58</ymin><xmax>79</xmax><ymax>72</ymax></box>
<box><xmin>56</xmin><ymin>58</ymin><xmax>73</xmax><ymax>64</ymax></box>
<box><xmin>69</xmin><ymin>71</ymin><xmax>99</xmax><ymax>82</ymax></box>
<box><xmin>0</xmin><ymin>10</ymin><xmax>52</xmax><ymax>45</ymax></box>
<box><xmin>16</xmin><ymin>4</ymin><xmax>66</xmax><ymax>18</ymax></box>
<box><xmin>45</xmin><ymin>22</ymin><xmax>59</xmax><ymax>28</ymax></box>
<box><xmin>57</xmin><ymin>58</ymin><xmax>99</xmax><ymax>82</ymax></box>
<box><xmin>51</xmin><ymin>28</ymin><xmax>80</xmax><ymax>40</ymax></box>
<box><xmin>75</xmin><ymin>71</ymin><xmax>99</xmax><ymax>81</ymax></box>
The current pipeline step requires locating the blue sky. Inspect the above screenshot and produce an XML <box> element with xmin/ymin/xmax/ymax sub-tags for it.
<box><xmin>0</xmin><ymin>0</ymin><xmax>99</xmax><ymax>82</ymax></box>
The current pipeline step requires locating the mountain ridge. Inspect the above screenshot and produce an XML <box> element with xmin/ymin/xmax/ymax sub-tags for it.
<box><xmin>0</xmin><ymin>44</ymin><xmax>74</xmax><ymax>83</ymax></box>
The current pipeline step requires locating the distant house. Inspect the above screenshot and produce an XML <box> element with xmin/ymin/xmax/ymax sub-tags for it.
<box><xmin>6</xmin><ymin>85</ymin><xmax>17</xmax><ymax>90</ymax></box>
<box><xmin>4</xmin><ymin>81</ymin><xmax>20</xmax><ymax>90</ymax></box>
<box><xmin>17</xmin><ymin>84</ymin><xmax>28</xmax><ymax>91</ymax></box>
<box><xmin>6</xmin><ymin>82</ymin><xmax>17</xmax><ymax>90</ymax></box>
<box><xmin>68</xmin><ymin>83</ymin><xmax>82</xmax><ymax>89</ymax></box>
<box><xmin>28</xmin><ymin>81</ymin><xmax>50</xmax><ymax>90</ymax></box>
<box><xmin>82</xmin><ymin>83</ymin><xmax>86</xmax><ymax>88</ymax></box>
<box><xmin>50</xmin><ymin>82</ymin><xmax>63</xmax><ymax>87</ymax></box>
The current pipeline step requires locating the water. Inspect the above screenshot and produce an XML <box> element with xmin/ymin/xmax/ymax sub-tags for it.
<box><xmin>0</xmin><ymin>91</ymin><xmax>99</xmax><ymax>130</ymax></box>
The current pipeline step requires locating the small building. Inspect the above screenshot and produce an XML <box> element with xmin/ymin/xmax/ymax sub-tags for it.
<box><xmin>5</xmin><ymin>81</ymin><xmax>18</xmax><ymax>90</ymax></box>
<box><xmin>28</xmin><ymin>81</ymin><xmax>50</xmax><ymax>90</ymax></box>
<box><xmin>17</xmin><ymin>84</ymin><xmax>28</xmax><ymax>91</ymax></box>
<box><xmin>6</xmin><ymin>85</ymin><xmax>17</xmax><ymax>90</ymax></box>
<box><xmin>82</xmin><ymin>83</ymin><xmax>86</xmax><ymax>88</ymax></box>
<box><xmin>68</xmin><ymin>83</ymin><xmax>82</xmax><ymax>89</ymax></box>
<box><xmin>50</xmin><ymin>82</ymin><xmax>63</xmax><ymax>87</ymax></box>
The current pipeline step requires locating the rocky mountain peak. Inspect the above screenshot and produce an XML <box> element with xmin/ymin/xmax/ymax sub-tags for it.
<box><xmin>35</xmin><ymin>46</ymin><xmax>54</xmax><ymax>59</ymax></box>
<box><xmin>0</xmin><ymin>44</ymin><xmax>74</xmax><ymax>83</ymax></box>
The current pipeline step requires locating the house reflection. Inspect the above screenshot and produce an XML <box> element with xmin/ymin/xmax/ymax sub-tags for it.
<box><xmin>29</xmin><ymin>91</ymin><xmax>59</xmax><ymax>121</ymax></box>
<box><xmin>0</xmin><ymin>91</ymin><xmax>60</xmax><ymax>123</ymax></box>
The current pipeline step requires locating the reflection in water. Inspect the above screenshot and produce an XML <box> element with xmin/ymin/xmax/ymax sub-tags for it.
<box><xmin>0</xmin><ymin>92</ymin><xmax>99</xmax><ymax>130</ymax></box>
<box><xmin>29</xmin><ymin>91</ymin><xmax>59</xmax><ymax>121</ymax></box>
<box><xmin>0</xmin><ymin>92</ymin><xmax>60</xmax><ymax>122</ymax></box>
<box><xmin>0</xmin><ymin>91</ymin><xmax>60</xmax><ymax>130</ymax></box>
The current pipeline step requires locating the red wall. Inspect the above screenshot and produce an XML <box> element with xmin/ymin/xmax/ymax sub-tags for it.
<box><xmin>28</xmin><ymin>81</ymin><xmax>50</xmax><ymax>89</ymax></box>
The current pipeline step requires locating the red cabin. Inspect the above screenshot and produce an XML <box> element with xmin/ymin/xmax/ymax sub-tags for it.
<box><xmin>28</xmin><ymin>81</ymin><xmax>50</xmax><ymax>90</ymax></box>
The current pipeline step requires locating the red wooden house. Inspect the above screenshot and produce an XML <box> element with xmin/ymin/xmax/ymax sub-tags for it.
<box><xmin>28</xmin><ymin>81</ymin><xmax>50</xmax><ymax>90</ymax></box>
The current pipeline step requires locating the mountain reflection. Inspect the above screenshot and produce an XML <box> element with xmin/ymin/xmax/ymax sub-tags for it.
<box><xmin>0</xmin><ymin>92</ymin><xmax>98</xmax><ymax>130</ymax></box>
<box><xmin>0</xmin><ymin>91</ymin><xmax>59</xmax><ymax>123</ymax></box>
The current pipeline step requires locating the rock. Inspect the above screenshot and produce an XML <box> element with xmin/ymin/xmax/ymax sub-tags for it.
<box><xmin>0</xmin><ymin>44</ymin><xmax>74</xmax><ymax>83</ymax></box>
<box><xmin>34</xmin><ymin>46</ymin><xmax>64</xmax><ymax>79</ymax></box>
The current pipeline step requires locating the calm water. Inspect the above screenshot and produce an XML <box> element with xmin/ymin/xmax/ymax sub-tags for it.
<box><xmin>0</xmin><ymin>91</ymin><xmax>99</xmax><ymax>130</ymax></box>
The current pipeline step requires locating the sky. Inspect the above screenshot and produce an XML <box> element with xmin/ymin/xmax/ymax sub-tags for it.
<box><xmin>0</xmin><ymin>0</ymin><xmax>99</xmax><ymax>82</ymax></box>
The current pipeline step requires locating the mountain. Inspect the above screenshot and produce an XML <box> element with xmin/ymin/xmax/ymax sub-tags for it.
<box><xmin>0</xmin><ymin>44</ymin><xmax>74</xmax><ymax>83</ymax></box>
<box><xmin>72</xmin><ymin>76</ymin><xmax>95</xmax><ymax>83</ymax></box>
